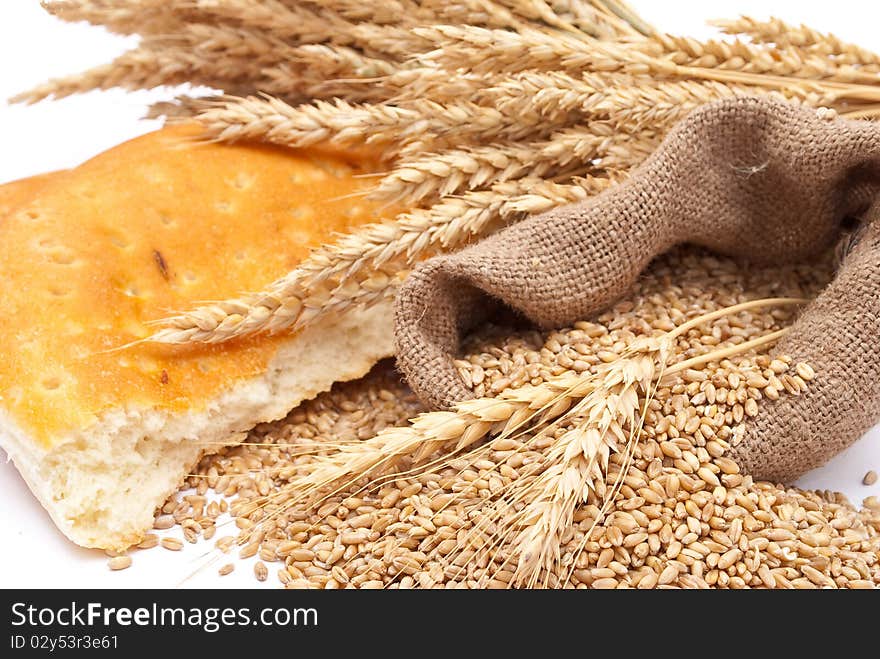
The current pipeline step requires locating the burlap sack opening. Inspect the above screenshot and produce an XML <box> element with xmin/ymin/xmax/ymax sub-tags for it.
<box><xmin>394</xmin><ymin>97</ymin><xmax>880</xmax><ymax>482</ymax></box>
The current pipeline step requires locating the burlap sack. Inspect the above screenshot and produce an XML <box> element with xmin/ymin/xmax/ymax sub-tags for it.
<box><xmin>394</xmin><ymin>97</ymin><xmax>880</xmax><ymax>483</ymax></box>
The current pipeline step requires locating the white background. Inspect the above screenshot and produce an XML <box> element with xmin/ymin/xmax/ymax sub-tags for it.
<box><xmin>0</xmin><ymin>0</ymin><xmax>878</xmax><ymax>588</ymax></box>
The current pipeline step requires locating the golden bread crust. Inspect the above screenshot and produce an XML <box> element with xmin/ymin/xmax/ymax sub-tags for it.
<box><xmin>0</xmin><ymin>125</ymin><xmax>391</xmax><ymax>447</ymax></box>
<box><xmin>0</xmin><ymin>171</ymin><xmax>62</xmax><ymax>219</ymax></box>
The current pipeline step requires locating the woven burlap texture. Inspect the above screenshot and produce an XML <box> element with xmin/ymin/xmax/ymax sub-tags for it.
<box><xmin>394</xmin><ymin>97</ymin><xmax>880</xmax><ymax>483</ymax></box>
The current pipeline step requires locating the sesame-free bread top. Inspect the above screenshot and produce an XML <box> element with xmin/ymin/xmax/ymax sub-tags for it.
<box><xmin>0</xmin><ymin>125</ymin><xmax>390</xmax><ymax>449</ymax></box>
<box><xmin>0</xmin><ymin>171</ymin><xmax>61</xmax><ymax>219</ymax></box>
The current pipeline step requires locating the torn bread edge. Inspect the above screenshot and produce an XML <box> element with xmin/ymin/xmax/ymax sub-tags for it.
<box><xmin>0</xmin><ymin>302</ymin><xmax>394</xmax><ymax>551</ymax></box>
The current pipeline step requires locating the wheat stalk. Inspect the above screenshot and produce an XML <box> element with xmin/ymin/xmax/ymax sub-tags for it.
<box><xmin>415</xmin><ymin>24</ymin><xmax>593</xmax><ymax>74</ymax></box>
<box><xmin>225</xmin><ymin>299</ymin><xmax>802</xmax><ymax>586</ymax></box>
<box><xmin>533</xmin><ymin>0</ymin><xmax>643</xmax><ymax>38</ymax></box>
<box><xmin>436</xmin><ymin>311</ymin><xmax>796</xmax><ymax>588</ymax></box>
<box><xmin>511</xmin><ymin>343</ymin><xmax>662</xmax><ymax>586</ymax></box>
<box><xmin>372</xmin><ymin>124</ymin><xmax>646</xmax><ymax>205</ymax></box>
<box><xmin>471</xmin><ymin>70</ymin><xmax>649</xmax><ymax>120</ymax></box>
<box><xmin>711</xmin><ymin>16</ymin><xmax>880</xmax><ymax>68</ymax></box>
<box><xmin>647</xmin><ymin>33</ymin><xmax>880</xmax><ymax>85</ymax></box>
<box><xmin>42</xmin><ymin>0</ymin><xmax>191</xmax><ymax>35</ymax></box>
<box><xmin>380</xmin><ymin>67</ymin><xmax>496</xmax><ymax>104</ymax></box>
<box><xmin>253</xmin><ymin>299</ymin><xmax>802</xmax><ymax>518</ymax></box>
<box><xmin>187</xmin><ymin>95</ymin><xmax>418</xmax><ymax>155</ymax></box>
<box><xmin>15</xmin><ymin>38</ymin><xmax>282</xmax><ymax>105</ymax></box>
<box><xmin>195</xmin><ymin>0</ymin><xmax>426</xmax><ymax>60</ymax></box>
<box><xmin>13</xmin><ymin>49</ymin><xmax>196</xmax><ymax>104</ymax></box>
<box><xmin>417</xmin><ymin>25</ymin><xmax>880</xmax><ymax>100</ymax></box>
<box><xmin>307</xmin><ymin>0</ymin><xmax>421</xmax><ymax>25</ymax></box>
<box><xmin>23</xmin><ymin>1</ymin><xmax>880</xmax><ymax>352</ymax></box>
<box><xmin>148</xmin><ymin>173</ymin><xmax>619</xmax><ymax>345</ymax></box>
<box><xmin>190</xmin><ymin>92</ymin><xmax>590</xmax><ymax>159</ymax></box>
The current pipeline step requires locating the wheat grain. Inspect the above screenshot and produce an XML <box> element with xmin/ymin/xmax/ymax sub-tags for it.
<box><xmin>284</xmin><ymin>44</ymin><xmax>399</xmax><ymax>80</ymax></box>
<box><xmin>252</xmin><ymin>299</ymin><xmax>802</xmax><ymax>526</ymax></box>
<box><xmin>146</xmin><ymin>249</ymin><xmax>879</xmax><ymax>589</ymax></box>
<box><xmin>380</xmin><ymin>67</ymin><xmax>494</xmax><ymax>104</ymax></box>
<box><xmin>257</xmin><ymin>48</ymin><xmax>401</xmax><ymax>103</ymax></box>
<box><xmin>161</xmin><ymin>537</ymin><xmax>184</xmax><ymax>551</ymax></box>
<box><xmin>512</xmin><ymin>342</ymin><xmax>663</xmax><ymax>586</ymax></box>
<box><xmin>308</xmin><ymin>0</ymin><xmax>420</xmax><ymax>25</ymax></box>
<box><xmin>594</xmin><ymin>80</ymin><xmax>749</xmax><ymax>130</ymax></box>
<box><xmin>385</xmin><ymin>122</ymin><xmax>648</xmax><ymax>198</ymax></box>
<box><xmin>153</xmin><ymin>515</ymin><xmax>175</xmax><ymax>530</ymax></box>
<box><xmin>30</xmin><ymin>2</ymin><xmax>880</xmax><ymax>589</ymax></box>
<box><xmin>107</xmin><ymin>555</ymin><xmax>132</xmax><ymax>571</ymax></box>
<box><xmin>415</xmin><ymin>24</ymin><xmax>592</xmax><ymax>74</ymax></box>
<box><xmin>137</xmin><ymin>534</ymin><xmax>159</xmax><ymax>550</ymax></box>
<box><xmin>463</xmin><ymin>306</ymin><xmax>797</xmax><ymax>586</ymax></box>
<box><xmin>477</xmin><ymin>70</ymin><xmax>602</xmax><ymax>117</ymax></box>
<box><xmin>415</xmin><ymin>23</ymin><xmax>879</xmax><ymax>99</ymax></box>
<box><xmin>421</xmin><ymin>0</ymin><xmax>527</xmax><ymax>30</ymax></box>
<box><xmin>540</xmin><ymin>125</ymin><xmax>657</xmax><ymax>170</ymax></box>
<box><xmin>591</xmin><ymin>80</ymin><xmax>836</xmax><ymax>132</ymax></box>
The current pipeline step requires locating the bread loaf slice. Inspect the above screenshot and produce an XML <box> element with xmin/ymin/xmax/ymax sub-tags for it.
<box><xmin>0</xmin><ymin>126</ymin><xmax>396</xmax><ymax>550</ymax></box>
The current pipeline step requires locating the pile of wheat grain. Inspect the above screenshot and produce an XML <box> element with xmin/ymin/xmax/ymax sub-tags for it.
<box><xmin>114</xmin><ymin>248</ymin><xmax>879</xmax><ymax>588</ymax></box>
<box><xmin>26</xmin><ymin>1</ymin><xmax>880</xmax><ymax>350</ymax></box>
<box><xmin>41</xmin><ymin>2</ymin><xmax>878</xmax><ymax>587</ymax></box>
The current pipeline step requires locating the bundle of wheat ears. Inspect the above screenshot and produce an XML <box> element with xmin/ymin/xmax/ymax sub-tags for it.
<box><xmin>22</xmin><ymin>1</ymin><xmax>880</xmax><ymax>587</ymax></box>
<box><xmin>25</xmin><ymin>0</ymin><xmax>880</xmax><ymax>348</ymax></box>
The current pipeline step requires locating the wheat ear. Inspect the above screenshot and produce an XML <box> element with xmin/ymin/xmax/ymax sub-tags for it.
<box><xmin>145</xmin><ymin>175</ymin><xmax>615</xmax><ymax>345</ymax></box>
<box><xmin>42</xmin><ymin>0</ymin><xmax>191</xmax><ymax>35</ymax></box>
<box><xmin>230</xmin><ymin>302</ymin><xmax>799</xmax><ymax>586</ymax></box>
<box><xmin>505</xmin><ymin>303</ymin><xmax>795</xmax><ymax>586</ymax></box>
<box><xmin>254</xmin><ymin>299</ymin><xmax>803</xmax><ymax>519</ymax></box>
<box><xmin>372</xmin><ymin>125</ymin><xmax>645</xmax><ymax>205</ymax></box>
<box><xmin>512</xmin><ymin>339</ymin><xmax>665</xmax><ymax>586</ymax></box>
<box><xmin>437</xmin><ymin>317</ymin><xmax>794</xmax><ymax>589</ymax></box>
<box><xmin>710</xmin><ymin>16</ymin><xmax>880</xmax><ymax>68</ymax></box>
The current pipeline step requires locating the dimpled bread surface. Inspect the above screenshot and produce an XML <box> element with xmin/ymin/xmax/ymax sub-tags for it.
<box><xmin>0</xmin><ymin>124</ymin><xmax>390</xmax><ymax>448</ymax></box>
<box><xmin>0</xmin><ymin>171</ymin><xmax>61</xmax><ymax>219</ymax></box>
